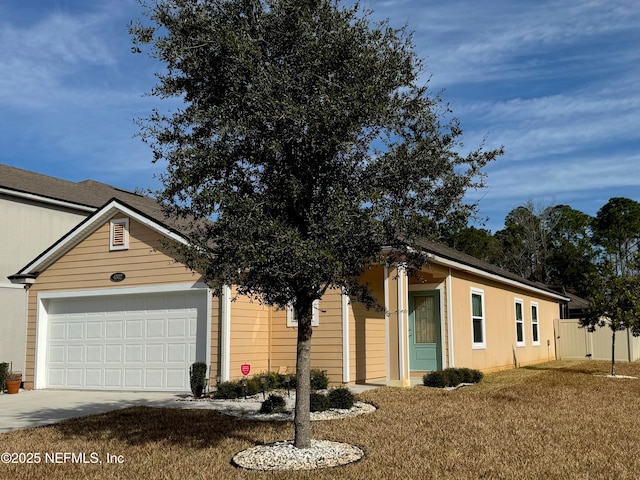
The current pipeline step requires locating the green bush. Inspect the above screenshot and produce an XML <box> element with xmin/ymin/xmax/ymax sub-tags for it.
<box><xmin>327</xmin><ymin>387</ymin><xmax>355</xmax><ymax>409</ymax></box>
<box><xmin>310</xmin><ymin>369</ymin><xmax>329</xmax><ymax>391</ymax></box>
<box><xmin>190</xmin><ymin>362</ymin><xmax>208</xmax><ymax>398</ymax></box>
<box><xmin>310</xmin><ymin>392</ymin><xmax>330</xmax><ymax>412</ymax></box>
<box><xmin>444</xmin><ymin>368</ymin><xmax>461</xmax><ymax>386</ymax></box>
<box><xmin>423</xmin><ymin>368</ymin><xmax>484</xmax><ymax>388</ymax></box>
<box><xmin>259</xmin><ymin>394</ymin><xmax>287</xmax><ymax>414</ymax></box>
<box><xmin>423</xmin><ymin>370</ymin><xmax>448</xmax><ymax>388</ymax></box>
<box><xmin>215</xmin><ymin>381</ymin><xmax>242</xmax><ymax>399</ymax></box>
<box><xmin>0</xmin><ymin>363</ymin><xmax>8</xmax><ymax>392</ymax></box>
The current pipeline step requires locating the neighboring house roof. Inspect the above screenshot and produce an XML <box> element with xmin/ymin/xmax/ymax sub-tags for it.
<box><xmin>0</xmin><ymin>163</ymin><xmax>190</xmax><ymax>238</ymax></box>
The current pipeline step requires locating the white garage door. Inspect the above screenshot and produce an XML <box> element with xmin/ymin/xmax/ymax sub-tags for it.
<box><xmin>44</xmin><ymin>291</ymin><xmax>207</xmax><ymax>391</ymax></box>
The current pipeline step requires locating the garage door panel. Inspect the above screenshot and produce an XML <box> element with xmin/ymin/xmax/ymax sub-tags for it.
<box><xmin>125</xmin><ymin>369</ymin><xmax>143</xmax><ymax>388</ymax></box>
<box><xmin>85</xmin><ymin>369</ymin><xmax>103</xmax><ymax>388</ymax></box>
<box><xmin>67</xmin><ymin>369</ymin><xmax>83</xmax><ymax>387</ymax></box>
<box><xmin>126</xmin><ymin>344</ymin><xmax>144</xmax><ymax>362</ymax></box>
<box><xmin>105</xmin><ymin>321</ymin><xmax>123</xmax><ymax>339</ymax></box>
<box><xmin>86</xmin><ymin>345</ymin><xmax>102</xmax><ymax>362</ymax></box>
<box><xmin>145</xmin><ymin>369</ymin><xmax>163</xmax><ymax>388</ymax></box>
<box><xmin>105</xmin><ymin>345</ymin><xmax>123</xmax><ymax>362</ymax></box>
<box><xmin>105</xmin><ymin>369</ymin><xmax>122</xmax><ymax>388</ymax></box>
<box><xmin>45</xmin><ymin>291</ymin><xmax>206</xmax><ymax>391</ymax></box>
<box><xmin>146</xmin><ymin>344</ymin><xmax>164</xmax><ymax>362</ymax></box>
<box><xmin>68</xmin><ymin>346</ymin><xmax>83</xmax><ymax>363</ymax></box>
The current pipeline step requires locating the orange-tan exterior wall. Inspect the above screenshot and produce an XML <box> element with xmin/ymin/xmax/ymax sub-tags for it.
<box><xmin>449</xmin><ymin>269</ymin><xmax>558</xmax><ymax>373</ymax></box>
<box><xmin>22</xmin><ymin>215</ymin><xmax>220</xmax><ymax>389</ymax></box>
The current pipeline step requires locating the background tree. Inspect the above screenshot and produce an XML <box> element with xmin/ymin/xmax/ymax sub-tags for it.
<box><xmin>131</xmin><ymin>0</ymin><xmax>501</xmax><ymax>448</ymax></box>
<box><xmin>581</xmin><ymin>262</ymin><xmax>640</xmax><ymax>375</ymax></box>
<box><xmin>544</xmin><ymin>204</ymin><xmax>596</xmax><ymax>296</ymax></box>
<box><xmin>593</xmin><ymin>197</ymin><xmax>640</xmax><ymax>277</ymax></box>
<box><xmin>494</xmin><ymin>201</ymin><xmax>553</xmax><ymax>283</ymax></box>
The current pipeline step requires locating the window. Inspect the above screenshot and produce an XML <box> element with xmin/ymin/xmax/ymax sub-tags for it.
<box><xmin>471</xmin><ymin>288</ymin><xmax>485</xmax><ymax>349</ymax></box>
<box><xmin>287</xmin><ymin>300</ymin><xmax>319</xmax><ymax>327</ymax></box>
<box><xmin>109</xmin><ymin>218</ymin><xmax>129</xmax><ymax>251</ymax></box>
<box><xmin>531</xmin><ymin>303</ymin><xmax>540</xmax><ymax>345</ymax></box>
<box><xmin>515</xmin><ymin>299</ymin><xmax>525</xmax><ymax>346</ymax></box>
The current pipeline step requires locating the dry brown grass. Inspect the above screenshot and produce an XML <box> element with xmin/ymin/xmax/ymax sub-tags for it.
<box><xmin>2</xmin><ymin>360</ymin><xmax>640</xmax><ymax>479</ymax></box>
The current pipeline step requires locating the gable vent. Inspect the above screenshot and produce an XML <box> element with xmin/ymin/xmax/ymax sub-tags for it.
<box><xmin>109</xmin><ymin>218</ymin><xmax>129</xmax><ymax>251</ymax></box>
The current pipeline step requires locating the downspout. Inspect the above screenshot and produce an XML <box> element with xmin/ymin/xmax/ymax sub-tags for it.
<box><xmin>341</xmin><ymin>288</ymin><xmax>350</xmax><ymax>384</ymax></box>
<box><xmin>446</xmin><ymin>268</ymin><xmax>455</xmax><ymax>368</ymax></box>
<box><xmin>220</xmin><ymin>284</ymin><xmax>231</xmax><ymax>382</ymax></box>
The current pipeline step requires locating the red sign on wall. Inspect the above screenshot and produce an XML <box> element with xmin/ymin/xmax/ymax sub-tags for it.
<box><xmin>241</xmin><ymin>363</ymin><xmax>251</xmax><ymax>376</ymax></box>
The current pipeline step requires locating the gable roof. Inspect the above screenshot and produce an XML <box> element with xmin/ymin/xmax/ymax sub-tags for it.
<box><xmin>10</xmin><ymin>198</ymin><xmax>189</xmax><ymax>282</ymax></box>
<box><xmin>4</xmin><ymin>163</ymin><xmax>569</xmax><ymax>302</ymax></box>
<box><xmin>416</xmin><ymin>239</ymin><xmax>569</xmax><ymax>302</ymax></box>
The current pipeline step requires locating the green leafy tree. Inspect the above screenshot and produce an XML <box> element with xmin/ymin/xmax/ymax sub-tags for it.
<box><xmin>130</xmin><ymin>0</ymin><xmax>501</xmax><ymax>448</ymax></box>
<box><xmin>581</xmin><ymin>262</ymin><xmax>640</xmax><ymax>375</ymax></box>
<box><xmin>544</xmin><ymin>205</ymin><xmax>596</xmax><ymax>296</ymax></box>
<box><xmin>593</xmin><ymin>197</ymin><xmax>640</xmax><ymax>277</ymax></box>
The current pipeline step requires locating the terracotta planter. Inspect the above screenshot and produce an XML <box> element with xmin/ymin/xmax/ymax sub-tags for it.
<box><xmin>5</xmin><ymin>379</ymin><xmax>21</xmax><ymax>394</ymax></box>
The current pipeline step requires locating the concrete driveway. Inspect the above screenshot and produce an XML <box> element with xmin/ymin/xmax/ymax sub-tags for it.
<box><xmin>0</xmin><ymin>389</ymin><xmax>190</xmax><ymax>433</ymax></box>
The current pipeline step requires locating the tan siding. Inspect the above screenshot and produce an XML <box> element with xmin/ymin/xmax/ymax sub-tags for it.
<box><xmin>351</xmin><ymin>266</ymin><xmax>387</xmax><ymax>383</ymax></box>
<box><xmin>449</xmin><ymin>269</ymin><xmax>559</xmax><ymax>373</ymax></box>
<box><xmin>228</xmin><ymin>289</ymin><xmax>269</xmax><ymax>379</ymax></box>
<box><xmin>23</xmin><ymin>216</ymin><xmax>216</xmax><ymax>389</ymax></box>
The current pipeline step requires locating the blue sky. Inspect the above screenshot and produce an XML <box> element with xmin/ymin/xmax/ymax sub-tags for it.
<box><xmin>1</xmin><ymin>0</ymin><xmax>638</xmax><ymax>231</ymax></box>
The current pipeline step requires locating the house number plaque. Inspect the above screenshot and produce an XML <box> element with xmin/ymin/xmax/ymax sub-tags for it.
<box><xmin>110</xmin><ymin>272</ymin><xmax>126</xmax><ymax>282</ymax></box>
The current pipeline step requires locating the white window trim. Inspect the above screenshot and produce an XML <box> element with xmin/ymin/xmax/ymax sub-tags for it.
<box><xmin>287</xmin><ymin>299</ymin><xmax>319</xmax><ymax>327</ymax></box>
<box><xmin>531</xmin><ymin>302</ymin><xmax>540</xmax><ymax>346</ymax></box>
<box><xmin>515</xmin><ymin>298</ymin><xmax>525</xmax><ymax>347</ymax></box>
<box><xmin>109</xmin><ymin>218</ymin><xmax>129</xmax><ymax>251</ymax></box>
<box><xmin>471</xmin><ymin>288</ymin><xmax>486</xmax><ymax>350</ymax></box>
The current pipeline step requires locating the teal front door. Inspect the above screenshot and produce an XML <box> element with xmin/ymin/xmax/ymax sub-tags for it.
<box><xmin>409</xmin><ymin>291</ymin><xmax>441</xmax><ymax>371</ymax></box>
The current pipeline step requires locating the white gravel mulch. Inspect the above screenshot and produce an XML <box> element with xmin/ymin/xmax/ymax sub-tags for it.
<box><xmin>178</xmin><ymin>389</ymin><xmax>374</xmax><ymax>470</ymax></box>
<box><xmin>232</xmin><ymin>439</ymin><xmax>365</xmax><ymax>471</ymax></box>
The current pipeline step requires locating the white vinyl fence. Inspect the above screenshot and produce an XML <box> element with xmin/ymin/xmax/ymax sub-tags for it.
<box><xmin>554</xmin><ymin>319</ymin><xmax>640</xmax><ymax>362</ymax></box>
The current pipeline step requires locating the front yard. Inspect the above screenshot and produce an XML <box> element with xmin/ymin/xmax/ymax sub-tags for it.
<box><xmin>2</xmin><ymin>360</ymin><xmax>640</xmax><ymax>479</ymax></box>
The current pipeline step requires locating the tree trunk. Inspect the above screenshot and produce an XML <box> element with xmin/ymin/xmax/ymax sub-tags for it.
<box><xmin>611</xmin><ymin>329</ymin><xmax>616</xmax><ymax>376</ymax></box>
<box><xmin>294</xmin><ymin>304</ymin><xmax>313</xmax><ymax>448</ymax></box>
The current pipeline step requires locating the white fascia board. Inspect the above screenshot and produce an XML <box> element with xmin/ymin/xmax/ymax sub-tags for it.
<box><xmin>17</xmin><ymin>200</ymin><xmax>189</xmax><ymax>276</ymax></box>
<box><xmin>426</xmin><ymin>253</ymin><xmax>570</xmax><ymax>302</ymax></box>
<box><xmin>0</xmin><ymin>187</ymin><xmax>96</xmax><ymax>213</ymax></box>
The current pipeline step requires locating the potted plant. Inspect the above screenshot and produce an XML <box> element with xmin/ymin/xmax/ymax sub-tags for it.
<box><xmin>5</xmin><ymin>371</ymin><xmax>22</xmax><ymax>394</ymax></box>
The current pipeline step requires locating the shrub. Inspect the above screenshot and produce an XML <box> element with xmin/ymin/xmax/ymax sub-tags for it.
<box><xmin>423</xmin><ymin>368</ymin><xmax>484</xmax><ymax>388</ymax></box>
<box><xmin>444</xmin><ymin>368</ymin><xmax>462</xmax><ymax>386</ymax></box>
<box><xmin>259</xmin><ymin>394</ymin><xmax>287</xmax><ymax>414</ymax></box>
<box><xmin>457</xmin><ymin>367</ymin><xmax>483</xmax><ymax>384</ymax></box>
<box><xmin>423</xmin><ymin>370</ymin><xmax>448</xmax><ymax>388</ymax></box>
<box><xmin>190</xmin><ymin>362</ymin><xmax>208</xmax><ymax>398</ymax></box>
<box><xmin>215</xmin><ymin>381</ymin><xmax>242</xmax><ymax>399</ymax></box>
<box><xmin>327</xmin><ymin>387</ymin><xmax>355</xmax><ymax>409</ymax></box>
<box><xmin>310</xmin><ymin>392</ymin><xmax>330</xmax><ymax>412</ymax></box>
<box><xmin>310</xmin><ymin>369</ymin><xmax>329</xmax><ymax>391</ymax></box>
<box><xmin>0</xmin><ymin>363</ymin><xmax>8</xmax><ymax>392</ymax></box>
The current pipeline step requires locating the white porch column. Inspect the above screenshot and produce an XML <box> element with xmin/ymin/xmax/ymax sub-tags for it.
<box><xmin>384</xmin><ymin>264</ymin><xmax>390</xmax><ymax>381</ymax></box>
<box><xmin>397</xmin><ymin>263</ymin><xmax>410</xmax><ymax>387</ymax></box>
<box><xmin>446</xmin><ymin>268</ymin><xmax>455</xmax><ymax>368</ymax></box>
<box><xmin>341</xmin><ymin>289</ymin><xmax>350</xmax><ymax>384</ymax></box>
<box><xmin>220</xmin><ymin>284</ymin><xmax>231</xmax><ymax>382</ymax></box>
